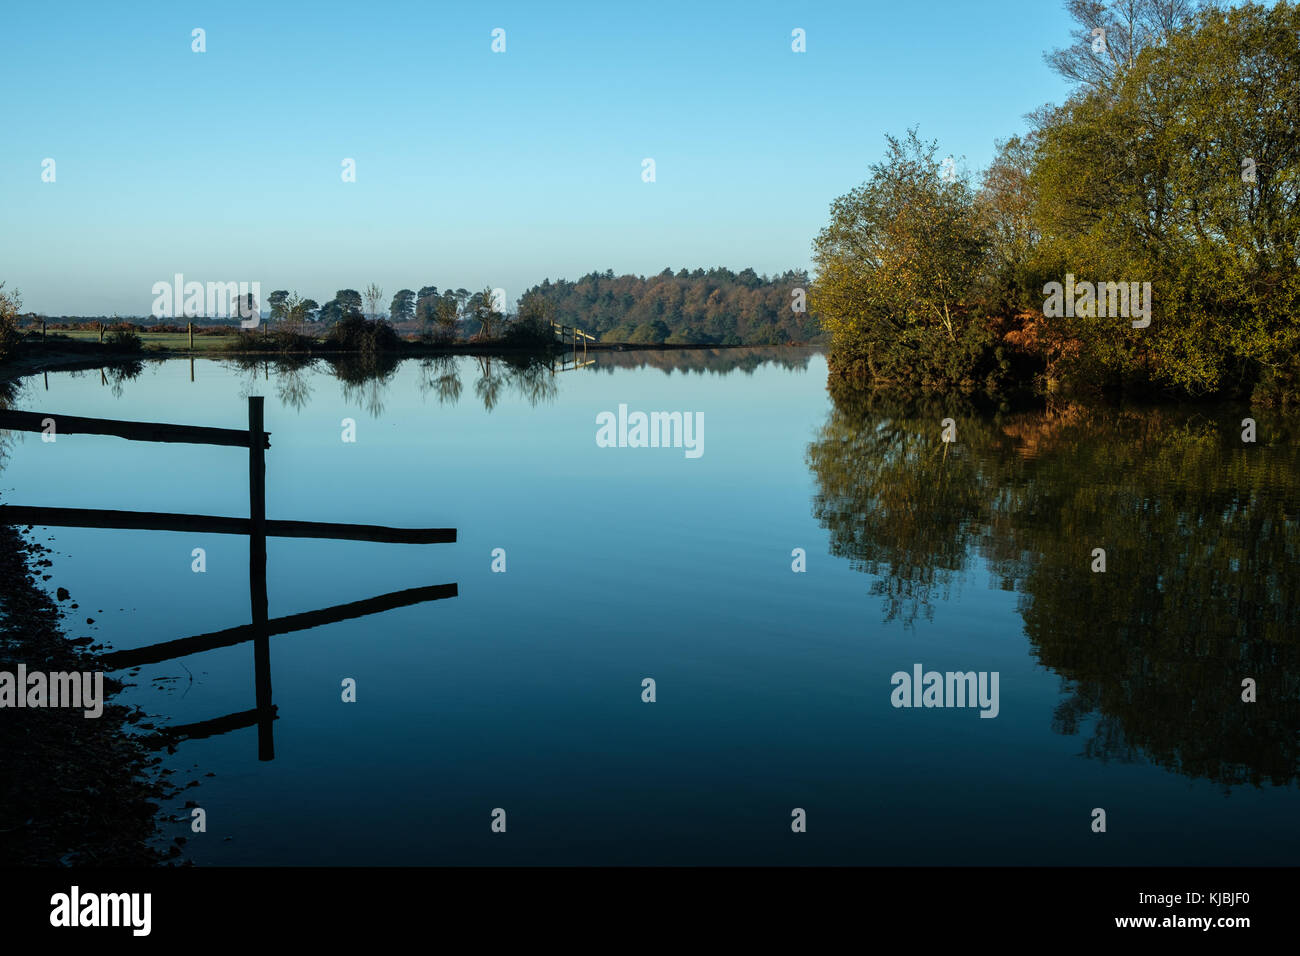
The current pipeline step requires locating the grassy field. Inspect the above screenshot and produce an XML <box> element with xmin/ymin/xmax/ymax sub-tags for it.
<box><xmin>42</xmin><ymin>330</ymin><xmax>236</xmax><ymax>352</ymax></box>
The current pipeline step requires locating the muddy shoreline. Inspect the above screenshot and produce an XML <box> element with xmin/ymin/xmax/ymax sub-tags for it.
<box><xmin>0</xmin><ymin>522</ymin><xmax>178</xmax><ymax>865</ymax></box>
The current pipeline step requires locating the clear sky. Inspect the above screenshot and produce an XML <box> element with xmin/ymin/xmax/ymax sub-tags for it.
<box><xmin>1</xmin><ymin>0</ymin><xmax>1077</xmax><ymax>315</ymax></box>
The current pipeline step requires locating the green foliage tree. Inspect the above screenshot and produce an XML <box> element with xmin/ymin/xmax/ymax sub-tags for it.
<box><xmin>337</xmin><ymin>289</ymin><xmax>362</xmax><ymax>314</ymax></box>
<box><xmin>415</xmin><ymin>286</ymin><xmax>439</xmax><ymax>322</ymax></box>
<box><xmin>505</xmin><ymin>290</ymin><xmax>557</xmax><ymax>346</ymax></box>
<box><xmin>813</xmin><ymin>3</ymin><xmax>1300</xmax><ymax>403</ymax></box>
<box><xmin>278</xmin><ymin>291</ymin><xmax>315</xmax><ymax>332</ymax></box>
<box><xmin>317</xmin><ymin>289</ymin><xmax>363</xmax><ymax>325</ymax></box>
<box><xmin>435</xmin><ymin>293</ymin><xmax>460</xmax><ymax>342</ymax></box>
<box><xmin>1031</xmin><ymin>1</ymin><xmax>1300</xmax><ymax>399</ymax></box>
<box><xmin>472</xmin><ymin>286</ymin><xmax>502</xmax><ymax>340</ymax></box>
<box><xmin>268</xmin><ymin>290</ymin><xmax>290</xmax><ymax>322</ymax></box>
<box><xmin>811</xmin><ymin>129</ymin><xmax>995</xmax><ymax>391</ymax></box>
<box><xmin>390</xmin><ymin>289</ymin><xmax>416</xmax><ymax>323</ymax></box>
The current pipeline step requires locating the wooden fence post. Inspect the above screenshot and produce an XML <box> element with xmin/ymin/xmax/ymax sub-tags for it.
<box><xmin>247</xmin><ymin>396</ymin><xmax>273</xmax><ymax>761</ymax></box>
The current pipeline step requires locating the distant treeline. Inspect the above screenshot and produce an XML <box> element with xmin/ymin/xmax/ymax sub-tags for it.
<box><xmin>1</xmin><ymin>269</ymin><xmax>822</xmax><ymax>357</ymax></box>
<box><xmin>518</xmin><ymin>268</ymin><xmax>822</xmax><ymax>345</ymax></box>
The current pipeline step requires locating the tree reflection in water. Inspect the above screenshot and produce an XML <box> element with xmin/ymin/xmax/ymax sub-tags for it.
<box><xmin>807</xmin><ymin>384</ymin><xmax>1300</xmax><ymax>789</ymax></box>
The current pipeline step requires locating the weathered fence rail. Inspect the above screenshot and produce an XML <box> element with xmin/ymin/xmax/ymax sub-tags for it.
<box><xmin>0</xmin><ymin>408</ymin><xmax>268</xmax><ymax>448</ymax></box>
<box><xmin>0</xmin><ymin>397</ymin><xmax>459</xmax><ymax>761</ymax></box>
<box><xmin>0</xmin><ymin>506</ymin><xmax>455</xmax><ymax>544</ymax></box>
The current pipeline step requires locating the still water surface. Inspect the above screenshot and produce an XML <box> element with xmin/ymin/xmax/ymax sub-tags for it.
<box><xmin>1</xmin><ymin>349</ymin><xmax>1296</xmax><ymax>864</ymax></box>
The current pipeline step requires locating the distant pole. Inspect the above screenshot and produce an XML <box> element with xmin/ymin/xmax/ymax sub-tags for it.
<box><xmin>41</xmin><ymin>320</ymin><xmax>46</xmax><ymax>342</ymax></box>
<box><xmin>247</xmin><ymin>396</ymin><xmax>273</xmax><ymax>761</ymax></box>
<box><xmin>188</xmin><ymin>322</ymin><xmax>193</xmax><ymax>350</ymax></box>
<box><xmin>190</xmin><ymin>357</ymin><xmax>194</xmax><ymax>382</ymax></box>
<box><xmin>99</xmin><ymin>322</ymin><xmax>104</xmax><ymax>344</ymax></box>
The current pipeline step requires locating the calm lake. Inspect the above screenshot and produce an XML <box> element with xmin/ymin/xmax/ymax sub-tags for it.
<box><xmin>2</xmin><ymin>349</ymin><xmax>1297</xmax><ymax>865</ymax></box>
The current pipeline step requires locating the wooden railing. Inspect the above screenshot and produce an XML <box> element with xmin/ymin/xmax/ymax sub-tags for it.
<box><xmin>551</xmin><ymin>321</ymin><xmax>596</xmax><ymax>370</ymax></box>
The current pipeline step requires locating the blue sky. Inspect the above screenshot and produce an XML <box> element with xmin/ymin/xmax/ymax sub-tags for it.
<box><xmin>1</xmin><ymin>0</ymin><xmax>1076</xmax><ymax>315</ymax></box>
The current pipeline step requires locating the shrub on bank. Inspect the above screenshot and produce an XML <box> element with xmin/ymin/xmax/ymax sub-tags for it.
<box><xmin>501</xmin><ymin>314</ymin><xmax>556</xmax><ymax>349</ymax></box>
<box><xmin>324</xmin><ymin>316</ymin><xmax>402</xmax><ymax>353</ymax></box>
<box><xmin>227</xmin><ymin>328</ymin><xmax>315</xmax><ymax>353</ymax></box>
<box><xmin>104</xmin><ymin>329</ymin><xmax>142</xmax><ymax>351</ymax></box>
<box><xmin>0</xmin><ymin>283</ymin><xmax>21</xmax><ymax>364</ymax></box>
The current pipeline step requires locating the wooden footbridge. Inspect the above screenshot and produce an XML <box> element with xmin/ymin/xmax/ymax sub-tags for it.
<box><xmin>551</xmin><ymin>321</ymin><xmax>596</xmax><ymax>371</ymax></box>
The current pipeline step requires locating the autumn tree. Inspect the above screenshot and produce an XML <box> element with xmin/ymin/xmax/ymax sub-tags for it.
<box><xmin>1031</xmin><ymin>0</ymin><xmax>1300</xmax><ymax>398</ymax></box>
